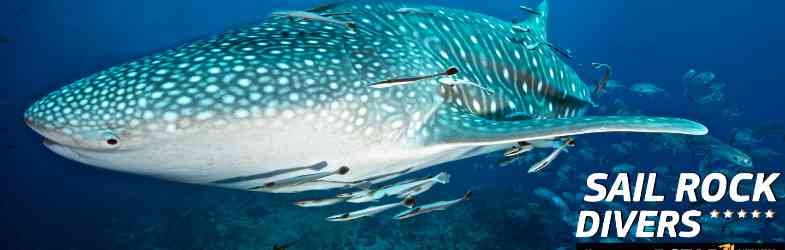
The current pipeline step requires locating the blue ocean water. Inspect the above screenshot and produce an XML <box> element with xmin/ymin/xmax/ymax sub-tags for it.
<box><xmin>1</xmin><ymin>1</ymin><xmax>784</xmax><ymax>249</ymax></box>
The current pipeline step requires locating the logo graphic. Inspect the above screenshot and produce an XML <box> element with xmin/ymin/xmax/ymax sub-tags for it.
<box><xmin>718</xmin><ymin>243</ymin><xmax>735</xmax><ymax>250</ymax></box>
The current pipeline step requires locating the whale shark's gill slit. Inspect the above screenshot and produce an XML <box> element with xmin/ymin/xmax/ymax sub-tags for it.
<box><xmin>210</xmin><ymin>161</ymin><xmax>328</xmax><ymax>184</ymax></box>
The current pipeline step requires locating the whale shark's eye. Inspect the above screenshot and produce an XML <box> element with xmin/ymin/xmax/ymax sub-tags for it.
<box><xmin>100</xmin><ymin>132</ymin><xmax>120</xmax><ymax>147</ymax></box>
<box><xmin>106</xmin><ymin>138</ymin><xmax>118</xmax><ymax>145</ymax></box>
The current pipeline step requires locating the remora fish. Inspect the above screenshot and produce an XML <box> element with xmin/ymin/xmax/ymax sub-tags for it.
<box><xmin>503</xmin><ymin>141</ymin><xmax>534</xmax><ymax>157</ymax></box>
<box><xmin>393</xmin><ymin>191</ymin><xmax>472</xmax><ymax>220</ymax></box>
<box><xmin>395</xmin><ymin>181</ymin><xmax>435</xmax><ymax>198</ymax></box>
<box><xmin>326</xmin><ymin>197</ymin><xmax>415</xmax><ymax>222</ymax></box>
<box><xmin>503</xmin><ymin>137</ymin><xmax>569</xmax><ymax>158</ymax></box>
<box><xmin>250</xmin><ymin>166</ymin><xmax>349</xmax><ymax>191</ymax></box>
<box><xmin>321</xmin><ymin>166</ymin><xmax>413</xmax><ymax>189</ymax></box>
<box><xmin>270</xmin><ymin>10</ymin><xmax>356</xmax><ymax>30</ymax></box>
<box><xmin>294</xmin><ymin>196</ymin><xmax>349</xmax><ymax>207</ymax></box>
<box><xmin>372</xmin><ymin>172</ymin><xmax>450</xmax><ymax>200</ymax></box>
<box><xmin>501</xmin><ymin>137</ymin><xmax>567</xmax><ymax>167</ymax></box>
<box><xmin>338</xmin><ymin>172</ymin><xmax>449</xmax><ymax>203</ymax></box>
<box><xmin>343</xmin><ymin>189</ymin><xmax>379</xmax><ymax>203</ymax></box>
<box><xmin>527</xmin><ymin>138</ymin><xmax>574</xmax><ymax>173</ymax></box>
<box><xmin>519</xmin><ymin>5</ymin><xmax>542</xmax><ymax>16</ymax></box>
<box><xmin>24</xmin><ymin>1</ymin><xmax>707</xmax><ymax>193</ymax></box>
<box><xmin>369</xmin><ymin>67</ymin><xmax>458</xmax><ymax>89</ymax></box>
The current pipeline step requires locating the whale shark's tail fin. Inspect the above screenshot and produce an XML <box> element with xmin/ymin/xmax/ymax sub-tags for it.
<box><xmin>426</xmin><ymin>106</ymin><xmax>708</xmax><ymax>147</ymax></box>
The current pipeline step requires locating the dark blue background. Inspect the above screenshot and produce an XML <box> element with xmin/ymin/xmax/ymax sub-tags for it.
<box><xmin>1</xmin><ymin>1</ymin><xmax>783</xmax><ymax>249</ymax></box>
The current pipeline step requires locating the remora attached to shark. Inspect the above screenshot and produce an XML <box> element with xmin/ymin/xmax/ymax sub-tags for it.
<box><xmin>24</xmin><ymin>1</ymin><xmax>707</xmax><ymax>193</ymax></box>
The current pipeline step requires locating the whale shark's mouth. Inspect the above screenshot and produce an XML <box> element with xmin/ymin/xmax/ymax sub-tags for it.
<box><xmin>25</xmin><ymin>116</ymin><xmax>77</xmax><ymax>152</ymax></box>
<box><xmin>42</xmin><ymin>138</ymin><xmax>83</xmax><ymax>161</ymax></box>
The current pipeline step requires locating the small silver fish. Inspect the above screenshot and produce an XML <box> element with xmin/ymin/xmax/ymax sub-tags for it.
<box><xmin>527</xmin><ymin>138</ymin><xmax>574</xmax><ymax>173</ymax></box>
<box><xmin>340</xmin><ymin>174</ymin><xmax>436</xmax><ymax>203</ymax></box>
<box><xmin>327</xmin><ymin>197</ymin><xmax>415</xmax><ymax>222</ymax></box>
<box><xmin>251</xmin><ymin>166</ymin><xmax>349</xmax><ymax>191</ymax></box>
<box><xmin>546</xmin><ymin>42</ymin><xmax>573</xmax><ymax>59</ymax></box>
<box><xmin>393</xmin><ymin>191</ymin><xmax>471</xmax><ymax>220</ymax></box>
<box><xmin>371</xmin><ymin>172</ymin><xmax>450</xmax><ymax>200</ymax></box>
<box><xmin>271</xmin><ymin>11</ymin><xmax>356</xmax><ymax>30</ymax></box>
<box><xmin>317</xmin><ymin>179</ymin><xmax>373</xmax><ymax>190</ymax></box>
<box><xmin>519</xmin><ymin>5</ymin><xmax>542</xmax><ymax>16</ymax></box>
<box><xmin>345</xmin><ymin>190</ymin><xmax>379</xmax><ymax>203</ymax></box>
<box><xmin>322</xmin><ymin>167</ymin><xmax>413</xmax><ymax>190</ymax></box>
<box><xmin>504</xmin><ymin>141</ymin><xmax>534</xmax><ymax>158</ymax></box>
<box><xmin>294</xmin><ymin>196</ymin><xmax>349</xmax><ymax>207</ymax></box>
<box><xmin>395</xmin><ymin>183</ymin><xmax>434</xmax><ymax>198</ymax></box>
<box><xmin>369</xmin><ymin>67</ymin><xmax>458</xmax><ymax>89</ymax></box>
<box><xmin>527</xmin><ymin>146</ymin><xmax>566</xmax><ymax>173</ymax></box>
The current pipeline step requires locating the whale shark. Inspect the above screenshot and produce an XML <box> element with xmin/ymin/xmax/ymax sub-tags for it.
<box><xmin>24</xmin><ymin>1</ymin><xmax>707</xmax><ymax>193</ymax></box>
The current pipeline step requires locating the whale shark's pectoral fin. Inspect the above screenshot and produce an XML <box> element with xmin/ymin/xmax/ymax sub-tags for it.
<box><xmin>426</xmin><ymin>107</ymin><xmax>708</xmax><ymax>147</ymax></box>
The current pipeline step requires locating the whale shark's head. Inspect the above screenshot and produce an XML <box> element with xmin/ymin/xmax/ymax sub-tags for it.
<box><xmin>21</xmin><ymin>2</ymin><xmax>430</xmax><ymax>183</ymax></box>
<box><xmin>24</xmin><ymin>73</ymin><xmax>165</xmax><ymax>172</ymax></box>
<box><xmin>21</xmin><ymin>28</ymin><xmax>357</xmax><ymax>179</ymax></box>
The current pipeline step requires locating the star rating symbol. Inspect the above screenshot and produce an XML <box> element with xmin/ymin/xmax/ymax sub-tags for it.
<box><xmin>737</xmin><ymin>209</ymin><xmax>747</xmax><ymax>218</ymax></box>
<box><xmin>723</xmin><ymin>209</ymin><xmax>734</xmax><ymax>219</ymax></box>
<box><xmin>751</xmin><ymin>210</ymin><xmax>761</xmax><ymax>219</ymax></box>
<box><xmin>707</xmin><ymin>208</ymin><xmax>775</xmax><ymax>220</ymax></box>
<box><xmin>765</xmin><ymin>209</ymin><xmax>776</xmax><ymax>219</ymax></box>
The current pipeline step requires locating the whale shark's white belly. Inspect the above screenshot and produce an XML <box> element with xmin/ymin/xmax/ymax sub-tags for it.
<box><xmin>93</xmin><ymin>106</ymin><xmax>481</xmax><ymax>193</ymax></box>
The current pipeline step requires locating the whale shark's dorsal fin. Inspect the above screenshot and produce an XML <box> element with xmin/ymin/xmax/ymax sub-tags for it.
<box><xmin>426</xmin><ymin>106</ymin><xmax>708</xmax><ymax>147</ymax></box>
<box><xmin>521</xmin><ymin>0</ymin><xmax>549</xmax><ymax>41</ymax></box>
